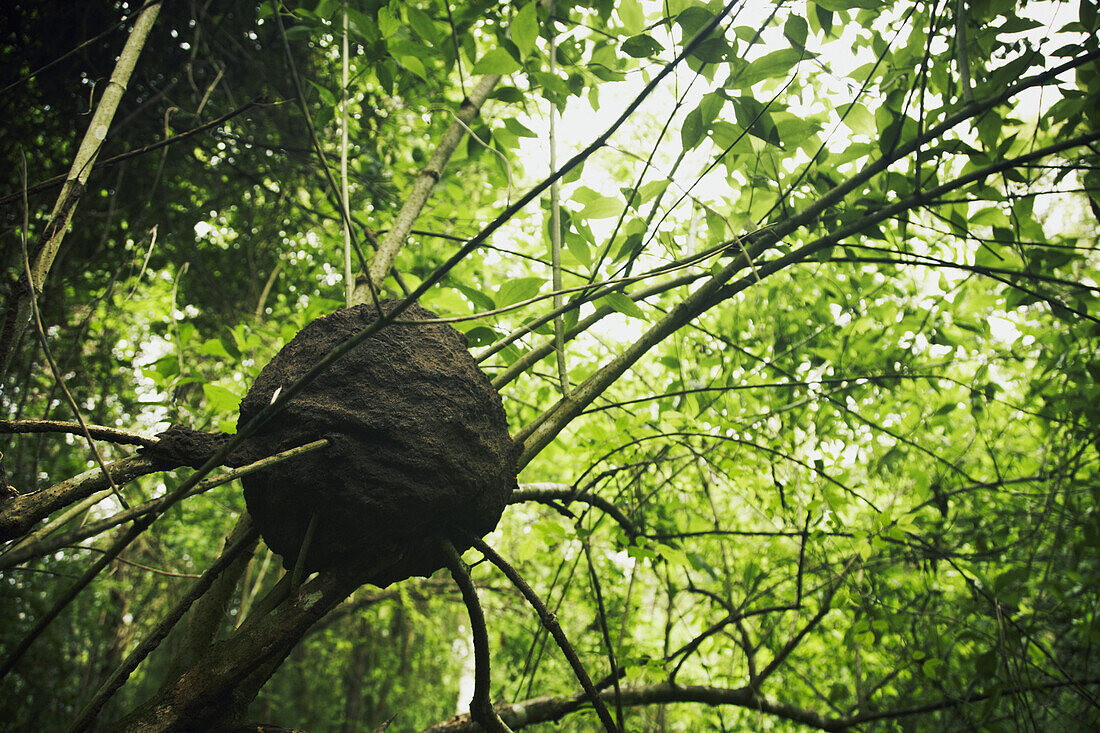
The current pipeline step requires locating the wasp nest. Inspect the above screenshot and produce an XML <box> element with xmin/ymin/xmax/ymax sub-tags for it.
<box><xmin>236</xmin><ymin>300</ymin><xmax>517</xmax><ymax>587</ymax></box>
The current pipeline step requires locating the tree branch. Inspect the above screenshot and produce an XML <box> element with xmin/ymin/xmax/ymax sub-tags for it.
<box><xmin>0</xmin><ymin>439</ymin><xmax>328</xmax><ymax>571</ymax></box>
<box><xmin>0</xmin><ymin>419</ymin><xmax>158</xmax><ymax>447</ymax></box>
<box><xmin>469</xmin><ymin>536</ymin><xmax>618</xmax><ymax>733</ymax></box>
<box><xmin>0</xmin><ymin>0</ymin><xmax>162</xmax><ymax>379</ymax></box>
<box><xmin>439</xmin><ymin>539</ymin><xmax>512</xmax><ymax>733</ymax></box>
<box><xmin>358</xmin><ymin>73</ymin><xmax>501</xmax><ymax>300</ymax></box>
<box><xmin>67</xmin><ymin>515</ymin><xmax>260</xmax><ymax>732</ymax></box>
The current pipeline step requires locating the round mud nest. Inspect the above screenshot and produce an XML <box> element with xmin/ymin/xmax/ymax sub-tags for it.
<box><xmin>236</xmin><ymin>300</ymin><xmax>518</xmax><ymax>587</ymax></box>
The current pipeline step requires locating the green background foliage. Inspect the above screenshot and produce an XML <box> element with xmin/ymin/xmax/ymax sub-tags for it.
<box><xmin>1</xmin><ymin>0</ymin><xmax>1099</xmax><ymax>730</ymax></box>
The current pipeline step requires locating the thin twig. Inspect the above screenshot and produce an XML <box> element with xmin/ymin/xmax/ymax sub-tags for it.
<box><xmin>341</xmin><ymin>3</ymin><xmax>353</xmax><ymax>307</ymax></box>
<box><xmin>580</xmin><ymin>538</ymin><xmax>623</xmax><ymax>730</ymax></box>
<box><xmin>955</xmin><ymin>0</ymin><xmax>974</xmax><ymax>103</ymax></box>
<box><xmin>510</xmin><ymin>484</ymin><xmax>637</xmax><ymax>538</ymax></box>
<box><xmin>17</xmin><ymin>152</ymin><xmax>129</xmax><ymax>510</ymax></box>
<box><xmin>0</xmin><ymin>509</ymin><xmax>156</xmax><ymax>680</ymax></box>
<box><xmin>290</xmin><ymin>511</ymin><xmax>319</xmax><ymax>594</ymax></box>
<box><xmin>445</xmin><ymin>0</ymin><xmax>467</xmax><ymax>97</ymax></box>
<box><xmin>273</xmin><ymin>1</ymin><xmax>376</xmax><ymax>309</ymax></box>
<box><xmin>547</xmin><ymin>1</ymin><xmax>569</xmax><ymax>399</ymax></box>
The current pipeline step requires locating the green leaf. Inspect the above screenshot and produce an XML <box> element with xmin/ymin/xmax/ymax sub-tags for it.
<box><xmin>496</xmin><ymin>277</ymin><xmax>546</xmax><ymax>306</ymax></box>
<box><xmin>502</xmin><ymin>117</ymin><xmax>537</xmax><ymax>138</ymax></box>
<box><xmin>512</xmin><ymin>2</ymin><xmax>539</xmax><ymax>58</ymax></box>
<box><xmin>462</xmin><ymin>326</ymin><xmax>499</xmax><ymax>347</ymax></box>
<box><xmin>740</xmin><ymin>48</ymin><xmax>813</xmax><ymax>84</ymax></box>
<box><xmin>344</xmin><ymin>9</ymin><xmax>375</xmax><ymax>41</ymax></box>
<box><xmin>614</xmin><ymin>232</ymin><xmax>644</xmax><ymax>261</ymax></box>
<box><xmin>428</xmin><ymin>287</ymin><xmax>475</xmax><ymax>316</ymax></box>
<box><xmin>603</xmin><ymin>292</ymin><xmax>645</xmax><ymax>319</ymax></box>
<box><xmin>812</xmin><ymin>3</ymin><xmax>834</xmax><ymax>35</ymax></box>
<box><xmin>690</xmin><ymin>37</ymin><xmax>729</xmax><ymax>63</ymax></box>
<box><xmin>580</xmin><ymin>196</ymin><xmax>623</xmax><ymax>219</ymax></box>
<box><xmin>490</xmin><ymin>87</ymin><xmax>525</xmax><ymax>104</ymax></box>
<box><xmin>637</xmin><ymin>180</ymin><xmax>669</xmax><ymax>203</ymax></box>
<box><xmin>307</xmin><ymin>78</ymin><xmax>336</xmax><ymax>105</ymax></box>
<box><xmin>676</xmin><ymin>7</ymin><xmax>715</xmax><ymax>39</ymax></box>
<box><xmin>729</xmin><ymin>96</ymin><xmax>781</xmax><ymax>146</ymax></box>
<box><xmin>198</xmin><ymin>338</ymin><xmax>233</xmax><ymax>359</ymax></box>
<box><xmin>784</xmin><ymin>15</ymin><xmax>808</xmax><ymax>48</ymax></box>
<box><xmin>574</xmin><ymin>186</ymin><xmax>623</xmax><ymax>219</ymax></box>
<box><xmin>396</xmin><ymin>54</ymin><xmax>427</xmax><ymax>80</ymax></box>
<box><xmin>473</xmin><ymin>48</ymin><xmax>522</xmax><ymax>76</ymax></box>
<box><xmin>203</xmin><ymin>383</ymin><xmax>242</xmax><ymax>414</ymax></box>
<box><xmin>618</xmin><ymin>0</ymin><xmax>644</xmax><ymax>35</ymax></box>
<box><xmin>704</xmin><ymin>206</ymin><xmax>728</xmax><ymax>239</ymax></box>
<box><xmin>567</xmin><ymin>236</ymin><xmax>592</xmax><ymax>268</ymax></box>
<box><xmin>622</xmin><ymin>34</ymin><xmax>663</xmax><ymax>58</ymax></box>
<box><xmin>816</xmin><ymin>0</ymin><xmax>881</xmax><ymax>9</ymax></box>
<box><xmin>681</xmin><ymin>107</ymin><xmax>705</xmax><ymax>150</ymax></box>
<box><xmin>921</xmin><ymin>657</ymin><xmax>944</xmax><ymax>679</ymax></box>
<box><xmin>451</xmin><ymin>283</ymin><xmax>496</xmax><ymax>310</ymax></box>
<box><xmin>840</xmin><ymin>102</ymin><xmax>876</xmax><ymax>136</ymax></box>
<box><xmin>315</xmin><ymin>0</ymin><xmax>338</xmax><ymax>21</ymax></box>
<box><xmin>377</xmin><ymin>6</ymin><xmax>399</xmax><ymax>39</ymax></box>
<box><xmin>405</xmin><ymin>6</ymin><xmax>438</xmax><ymax>45</ymax></box>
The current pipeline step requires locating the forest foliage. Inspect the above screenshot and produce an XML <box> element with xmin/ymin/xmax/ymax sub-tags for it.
<box><xmin>1</xmin><ymin>0</ymin><xmax>1099</xmax><ymax>731</ymax></box>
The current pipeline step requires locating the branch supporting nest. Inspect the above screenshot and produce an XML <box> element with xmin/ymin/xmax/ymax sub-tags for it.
<box><xmin>439</xmin><ymin>539</ymin><xmax>513</xmax><ymax>733</ymax></box>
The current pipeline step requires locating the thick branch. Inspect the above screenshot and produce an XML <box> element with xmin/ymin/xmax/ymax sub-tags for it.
<box><xmin>422</xmin><ymin>675</ymin><xmax>1100</xmax><ymax>733</ymax></box>
<box><xmin>440</xmin><ymin>540</ymin><xmax>512</xmax><ymax>733</ymax></box>
<box><xmin>0</xmin><ymin>419</ymin><xmax>158</xmax><ymax>447</ymax></box>
<box><xmin>422</xmin><ymin>682</ymin><xmax>840</xmax><ymax>732</ymax></box>
<box><xmin>0</xmin><ymin>454</ymin><xmax>159</xmax><ymax>543</ymax></box>
<box><xmin>0</xmin><ymin>0</ymin><xmax>162</xmax><ymax>378</ymax></box>
<box><xmin>356</xmin><ymin>74</ymin><xmax>501</xmax><ymax>301</ymax></box>
<box><xmin>67</xmin><ymin>516</ymin><xmax>260</xmax><ymax>733</ymax></box>
<box><xmin>510</xmin><ymin>484</ymin><xmax>637</xmax><ymax>538</ymax></box>
<box><xmin>114</xmin><ymin>568</ymin><xmax>367</xmax><ymax>732</ymax></box>
<box><xmin>0</xmin><ymin>439</ymin><xmax>328</xmax><ymax>571</ymax></box>
<box><xmin>160</xmin><ymin>512</ymin><xmax>259</xmax><ymax>685</ymax></box>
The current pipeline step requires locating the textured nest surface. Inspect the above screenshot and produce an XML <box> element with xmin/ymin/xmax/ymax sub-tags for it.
<box><xmin>235</xmin><ymin>300</ymin><xmax>518</xmax><ymax>586</ymax></box>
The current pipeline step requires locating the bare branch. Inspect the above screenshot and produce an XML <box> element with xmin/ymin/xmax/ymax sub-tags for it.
<box><xmin>439</xmin><ymin>539</ymin><xmax>513</xmax><ymax>733</ymax></box>
<box><xmin>0</xmin><ymin>419</ymin><xmax>158</xmax><ymax>448</ymax></box>
<box><xmin>470</xmin><ymin>536</ymin><xmax>618</xmax><ymax>733</ymax></box>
